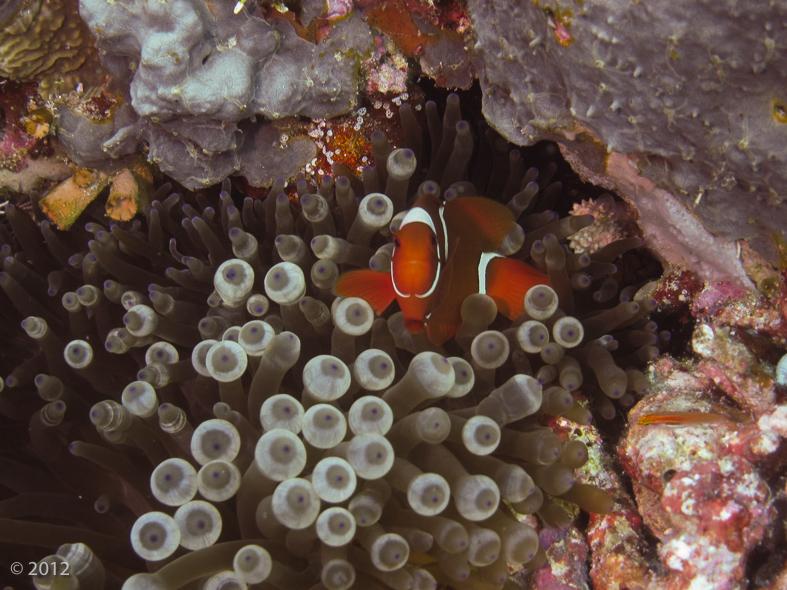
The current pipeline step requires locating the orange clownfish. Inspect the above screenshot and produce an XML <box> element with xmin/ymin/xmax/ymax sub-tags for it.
<box><xmin>334</xmin><ymin>194</ymin><xmax>549</xmax><ymax>346</ymax></box>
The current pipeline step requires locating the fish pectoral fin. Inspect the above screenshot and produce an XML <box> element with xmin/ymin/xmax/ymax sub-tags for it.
<box><xmin>445</xmin><ymin>197</ymin><xmax>514</xmax><ymax>250</ymax></box>
<box><xmin>426</xmin><ymin>314</ymin><xmax>458</xmax><ymax>347</ymax></box>
<box><xmin>334</xmin><ymin>269</ymin><xmax>395</xmax><ymax>315</ymax></box>
<box><xmin>485</xmin><ymin>257</ymin><xmax>550</xmax><ymax>319</ymax></box>
<box><xmin>404</xmin><ymin>318</ymin><xmax>426</xmax><ymax>334</ymax></box>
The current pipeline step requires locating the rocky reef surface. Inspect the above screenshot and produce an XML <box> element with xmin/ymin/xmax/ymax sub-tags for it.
<box><xmin>467</xmin><ymin>0</ymin><xmax>787</xmax><ymax>280</ymax></box>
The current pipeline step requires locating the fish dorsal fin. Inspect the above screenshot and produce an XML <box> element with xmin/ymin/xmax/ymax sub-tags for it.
<box><xmin>334</xmin><ymin>269</ymin><xmax>396</xmax><ymax>315</ymax></box>
<box><xmin>484</xmin><ymin>257</ymin><xmax>550</xmax><ymax>319</ymax></box>
<box><xmin>443</xmin><ymin>197</ymin><xmax>514</xmax><ymax>251</ymax></box>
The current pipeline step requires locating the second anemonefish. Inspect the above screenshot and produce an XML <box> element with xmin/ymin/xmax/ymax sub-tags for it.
<box><xmin>334</xmin><ymin>194</ymin><xmax>549</xmax><ymax>346</ymax></box>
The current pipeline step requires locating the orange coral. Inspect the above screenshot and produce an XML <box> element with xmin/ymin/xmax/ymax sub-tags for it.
<box><xmin>364</xmin><ymin>0</ymin><xmax>434</xmax><ymax>57</ymax></box>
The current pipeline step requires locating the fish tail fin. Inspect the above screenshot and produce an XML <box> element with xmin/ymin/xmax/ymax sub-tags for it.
<box><xmin>425</xmin><ymin>241</ymin><xmax>465</xmax><ymax>346</ymax></box>
<box><xmin>485</xmin><ymin>257</ymin><xmax>550</xmax><ymax>319</ymax></box>
<box><xmin>334</xmin><ymin>269</ymin><xmax>395</xmax><ymax>315</ymax></box>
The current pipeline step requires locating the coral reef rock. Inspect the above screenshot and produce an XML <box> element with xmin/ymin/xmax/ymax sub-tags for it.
<box><xmin>467</xmin><ymin>0</ymin><xmax>787</xmax><ymax>272</ymax></box>
<box><xmin>621</xmin><ymin>359</ymin><xmax>776</xmax><ymax>590</ymax></box>
<box><xmin>620</xmin><ymin>268</ymin><xmax>787</xmax><ymax>590</ymax></box>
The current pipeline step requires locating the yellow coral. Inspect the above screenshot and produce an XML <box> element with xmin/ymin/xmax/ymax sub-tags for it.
<box><xmin>0</xmin><ymin>0</ymin><xmax>102</xmax><ymax>96</ymax></box>
<box><xmin>39</xmin><ymin>167</ymin><xmax>109</xmax><ymax>229</ymax></box>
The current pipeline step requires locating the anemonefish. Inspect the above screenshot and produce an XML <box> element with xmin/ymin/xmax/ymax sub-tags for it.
<box><xmin>334</xmin><ymin>194</ymin><xmax>549</xmax><ymax>346</ymax></box>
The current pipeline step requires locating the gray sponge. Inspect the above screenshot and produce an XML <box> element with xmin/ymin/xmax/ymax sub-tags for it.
<box><xmin>75</xmin><ymin>0</ymin><xmax>373</xmax><ymax>188</ymax></box>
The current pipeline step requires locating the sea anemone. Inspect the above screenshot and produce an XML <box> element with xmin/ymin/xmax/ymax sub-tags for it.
<box><xmin>0</xmin><ymin>93</ymin><xmax>658</xmax><ymax>589</ymax></box>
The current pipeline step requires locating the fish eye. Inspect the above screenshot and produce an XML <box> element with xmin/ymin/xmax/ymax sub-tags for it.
<box><xmin>430</xmin><ymin>235</ymin><xmax>437</xmax><ymax>246</ymax></box>
<box><xmin>393</xmin><ymin>238</ymin><xmax>401</xmax><ymax>248</ymax></box>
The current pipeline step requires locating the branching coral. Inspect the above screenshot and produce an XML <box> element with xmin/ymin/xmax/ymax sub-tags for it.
<box><xmin>0</xmin><ymin>95</ymin><xmax>661</xmax><ymax>589</ymax></box>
